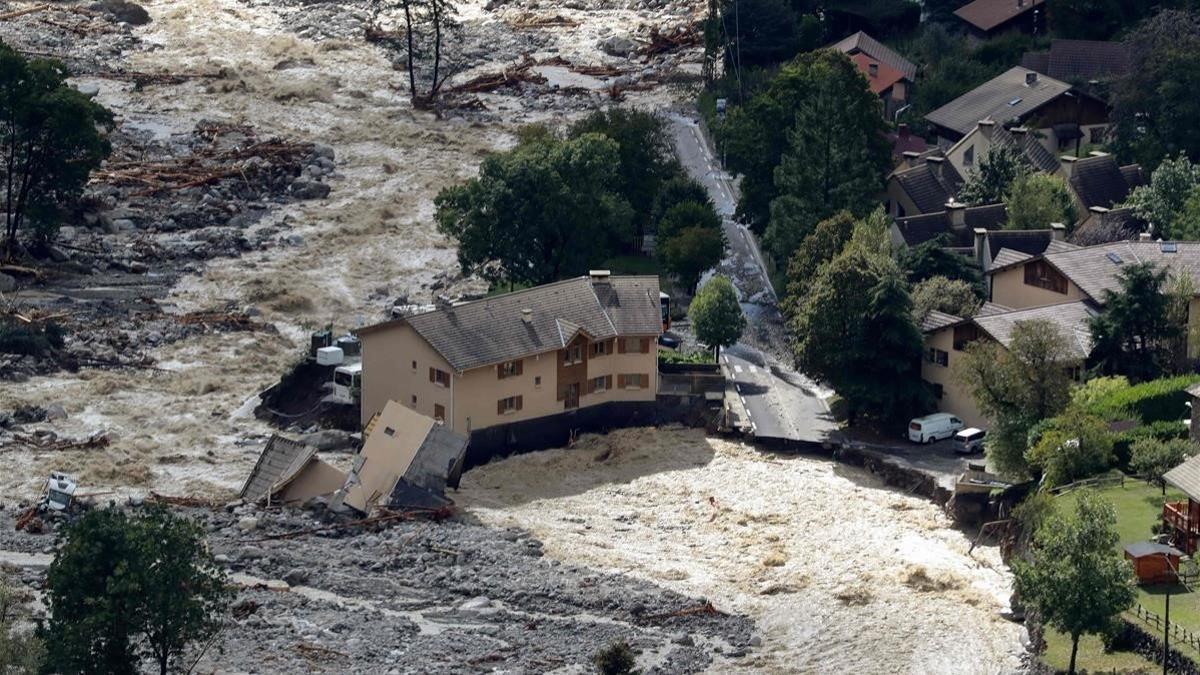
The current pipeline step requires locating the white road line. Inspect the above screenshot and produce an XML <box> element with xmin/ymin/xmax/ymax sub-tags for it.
<box><xmin>735</xmin><ymin>384</ymin><xmax>742</xmax><ymax>394</ymax></box>
<box><xmin>751</xmin><ymin>422</ymin><xmax>757</xmax><ymax>433</ymax></box>
<box><xmin>739</xmin><ymin>396</ymin><xmax>747</xmax><ymax>406</ymax></box>
<box><xmin>745</xmin><ymin>410</ymin><xmax>753</xmax><ymax>419</ymax></box>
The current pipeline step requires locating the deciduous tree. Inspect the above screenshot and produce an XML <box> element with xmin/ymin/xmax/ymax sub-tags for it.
<box><xmin>1025</xmin><ymin>409</ymin><xmax>1115</xmax><ymax>487</ymax></box>
<box><xmin>662</xmin><ymin>226</ymin><xmax>725</xmax><ymax>293</ymax></box>
<box><xmin>1088</xmin><ymin>261</ymin><xmax>1177</xmax><ymax>381</ymax></box>
<box><xmin>369</xmin><ymin>0</ymin><xmax>463</xmax><ymax>105</ymax></box>
<box><xmin>1013</xmin><ymin>491</ymin><xmax>1136</xmax><ymax>675</ymax></box>
<box><xmin>1131</xmin><ymin>436</ymin><xmax>1195</xmax><ymax>494</ymax></box>
<box><xmin>0</xmin><ymin>574</ymin><xmax>42</xmax><ymax>673</ymax></box>
<box><xmin>689</xmin><ymin>274</ymin><xmax>745</xmax><ymax>360</ymax></box>
<box><xmin>911</xmin><ymin>276</ymin><xmax>981</xmax><ymax>320</ymax></box>
<box><xmin>1123</xmin><ymin>154</ymin><xmax>1200</xmax><ymax>237</ymax></box>
<box><xmin>782</xmin><ymin>210</ymin><xmax>855</xmax><ymax>311</ymax></box>
<box><xmin>650</xmin><ymin>175</ymin><xmax>713</xmax><ymax>226</ymax></box>
<box><xmin>897</xmin><ymin>234</ymin><xmax>985</xmax><ymax>293</ymax></box>
<box><xmin>958</xmin><ymin>143</ymin><xmax>1026</xmax><ymax>206</ymax></box>
<box><xmin>656</xmin><ymin>200</ymin><xmax>721</xmax><ymax>244</ymax></box>
<box><xmin>0</xmin><ymin>44</ymin><xmax>112</xmax><ymax>254</ymax></box>
<box><xmin>1003</xmin><ymin>173</ymin><xmax>1077</xmax><ymax>230</ymax></box>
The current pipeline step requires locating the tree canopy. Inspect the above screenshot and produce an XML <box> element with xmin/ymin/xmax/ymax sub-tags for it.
<box><xmin>689</xmin><ymin>274</ymin><xmax>745</xmax><ymax>359</ymax></box>
<box><xmin>911</xmin><ymin>276</ymin><xmax>982</xmax><ymax>320</ymax></box>
<box><xmin>958</xmin><ymin>143</ymin><xmax>1027</xmax><ymax>206</ymax></box>
<box><xmin>0</xmin><ymin>43</ymin><xmax>112</xmax><ymax>253</ymax></box>
<box><xmin>1088</xmin><ymin>261</ymin><xmax>1178</xmax><ymax>382</ymax></box>
<box><xmin>1025</xmin><ymin>408</ymin><xmax>1115</xmax><ymax>487</ymax></box>
<box><xmin>1123</xmin><ymin>154</ymin><xmax>1200</xmax><ymax>237</ymax></box>
<box><xmin>782</xmin><ymin>210</ymin><xmax>855</xmax><ymax>312</ymax></box>
<box><xmin>663</xmin><ymin>226</ymin><xmax>725</xmax><ymax>293</ymax></box>
<box><xmin>1013</xmin><ymin>491</ymin><xmax>1136</xmax><ymax>675</ymax></box>
<box><xmin>1131</xmin><ymin>436</ymin><xmax>1195</xmax><ymax>494</ymax></box>
<box><xmin>897</xmin><ymin>234</ymin><xmax>985</xmax><ymax>294</ymax></box>
<box><xmin>1003</xmin><ymin>173</ymin><xmax>1077</xmax><ymax>230</ymax></box>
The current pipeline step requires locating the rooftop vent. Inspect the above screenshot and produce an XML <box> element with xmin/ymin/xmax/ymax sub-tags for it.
<box><xmin>589</xmin><ymin>269</ymin><xmax>611</xmax><ymax>282</ymax></box>
<box><xmin>1025</xmin><ymin>72</ymin><xmax>1037</xmax><ymax>86</ymax></box>
<box><xmin>521</xmin><ymin>308</ymin><xmax>533</xmax><ymax>324</ymax></box>
<box><xmin>1162</xmin><ymin>242</ymin><xmax>1178</xmax><ymax>253</ymax></box>
<box><xmin>1106</xmin><ymin>252</ymin><xmax>1123</xmax><ymax>265</ymax></box>
<box><xmin>1008</xmin><ymin>97</ymin><xmax>1023</xmax><ymax>107</ymax></box>
<box><xmin>868</xmin><ymin>62</ymin><xmax>879</xmax><ymax>77</ymax></box>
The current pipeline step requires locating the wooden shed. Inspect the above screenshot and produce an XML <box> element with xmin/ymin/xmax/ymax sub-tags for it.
<box><xmin>1124</xmin><ymin>541</ymin><xmax>1182</xmax><ymax>585</ymax></box>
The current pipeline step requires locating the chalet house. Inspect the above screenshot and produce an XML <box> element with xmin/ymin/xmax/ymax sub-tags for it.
<box><xmin>886</xmin><ymin>150</ymin><xmax>964</xmax><ymax>218</ymax></box>
<box><xmin>973</xmin><ymin>225</ymin><xmax>1074</xmax><ymax>280</ymax></box>
<box><xmin>1163</xmin><ymin>453</ymin><xmax>1200</xmax><ymax>554</ymax></box>
<box><xmin>986</xmin><ymin>240</ymin><xmax>1200</xmax><ymax>357</ymax></box>
<box><xmin>954</xmin><ymin>0</ymin><xmax>1045</xmax><ymax>40</ymax></box>
<box><xmin>1072</xmin><ymin>206</ymin><xmax>1143</xmax><ymax>246</ymax></box>
<box><xmin>1060</xmin><ymin>152</ymin><xmax>1145</xmax><ymax>216</ymax></box>
<box><xmin>925</xmin><ymin>67</ymin><xmax>1108</xmax><ymax>151</ymax></box>
<box><xmin>355</xmin><ymin>272</ymin><xmax>663</xmax><ymax>463</ymax></box>
<box><xmin>1020</xmin><ymin>39</ymin><xmax>1131</xmax><ymax>86</ymax></box>
<box><xmin>890</xmin><ymin>202</ymin><xmax>1006</xmax><ymax>251</ymax></box>
<box><xmin>829</xmin><ymin>31</ymin><xmax>918</xmax><ymax>119</ymax></box>
<box><xmin>943</xmin><ymin>119</ymin><xmax>1060</xmax><ymax>179</ymax></box>
<box><xmin>920</xmin><ymin>301</ymin><xmax>1094</xmax><ymax>427</ymax></box>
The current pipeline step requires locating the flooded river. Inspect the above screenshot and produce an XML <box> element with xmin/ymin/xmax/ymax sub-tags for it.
<box><xmin>460</xmin><ymin>427</ymin><xmax>1026</xmax><ymax>674</ymax></box>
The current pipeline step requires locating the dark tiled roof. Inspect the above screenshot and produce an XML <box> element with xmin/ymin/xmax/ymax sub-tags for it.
<box><xmin>989</xmin><ymin>125</ymin><xmax>1060</xmax><ymax>173</ymax></box>
<box><xmin>827</xmin><ymin>31</ymin><xmax>917</xmax><ymax>81</ymax></box>
<box><xmin>240</xmin><ymin>435</ymin><xmax>317</xmax><ymax>503</ymax></box>
<box><xmin>1070</xmin><ymin>207</ymin><xmax>1142</xmax><ymax>247</ymax></box>
<box><xmin>1069</xmin><ymin>154</ymin><xmax>1136</xmax><ymax>210</ymax></box>
<box><xmin>1022</xmin><ymin>40</ymin><xmax>1131</xmax><ymax>82</ymax></box>
<box><xmin>894</xmin><ymin>204</ymin><xmax>1008</xmax><ymax>247</ymax></box>
<box><xmin>365</xmin><ymin>276</ymin><xmax>662</xmax><ymax>372</ymax></box>
<box><xmin>955</xmin><ymin>0</ymin><xmax>1044</xmax><ymax>32</ymax></box>
<box><xmin>985</xmin><ymin>230</ymin><xmax>1056</xmax><ymax>260</ymax></box>
<box><xmin>1120</xmin><ymin>164</ymin><xmax>1146</xmax><ymax>189</ymax></box>
<box><xmin>927</xmin><ymin>67</ymin><xmax>1072</xmax><ymax>137</ymax></box>
<box><xmin>973</xmin><ymin>301</ymin><xmax>1096</xmax><ymax>360</ymax></box>
<box><xmin>893</xmin><ymin>163</ymin><xmax>957</xmax><ymax>214</ymax></box>
<box><xmin>1039</xmin><ymin>241</ymin><xmax>1200</xmax><ymax>301</ymax></box>
<box><xmin>390</xmin><ymin>424</ymin><xmax>469</xmax><ymax>509</ymax></box>
<box><xmin>921</xmin><ymin>309</ymin><xmax>963</xmax><ymax>333</ymax></box>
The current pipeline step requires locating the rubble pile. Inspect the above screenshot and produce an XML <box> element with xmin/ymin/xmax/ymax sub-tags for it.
<box><xmin>0</xmin><ymin>0</ymin><xmax>145</xmax><ymax>74</ymax></box>
<box><xmin>0</xmin><ymin>504</ymin><xmax>755</xmax><ymax>673</ymax></box>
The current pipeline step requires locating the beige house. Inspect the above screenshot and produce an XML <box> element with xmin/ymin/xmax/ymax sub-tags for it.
<box><xmin>987</xmin><ymin>240</ymin><xmax>1200</xmax><ymax>357</ymax></box>
<box><xmin>355</xmin><ymin>272</ymin><xmax>663</xmax><ymax>460</ymax></box>
<box><xmin>921</xmin><ymin>301</ymin><xmax>1095</xmax><ymax>428</ymax></box>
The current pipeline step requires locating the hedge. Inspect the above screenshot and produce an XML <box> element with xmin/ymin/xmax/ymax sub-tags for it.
<box><xmin>1113</xmin><ymin>420</ymin><xmax>1189</xmax><ymax>469</ymax></box>
<box><xmin>1084</xmin><ymin>374</ymin><xmax>1200</xmax><ymax>424</ymax></box>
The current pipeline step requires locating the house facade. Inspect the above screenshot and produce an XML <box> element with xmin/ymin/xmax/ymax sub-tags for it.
<box><xmin>828</xmin><ymin>31</ymin><xmax>917</xmax><ymax>120</ymax></box>
<box><xmin>355</xmin><ymin>273</ymin><xmax>663</xmax><ymax>462</ymax></box>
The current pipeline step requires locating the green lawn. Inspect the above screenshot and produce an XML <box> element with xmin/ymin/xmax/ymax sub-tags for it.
<box><xmin>1047</xmin><ymin>477</ymin><xmax>1200</xmax><ymax>668</ymax></box>
<box><xmin>1042</xmin><ymin>628</ymin><xmax>1162</xmax><ymax>672</ymax></box>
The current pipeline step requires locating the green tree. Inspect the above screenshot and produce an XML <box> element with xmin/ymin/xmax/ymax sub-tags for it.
<box><xmin>722</xmin><ymin>49</ymin><xmax>890</xmax><ymax>234</ymax></box>
<box><xmin>911</xmin><ymin>276</ymin><xmax>982</xmax><ymax>319</ymax></box>
<box><xmin>1047</xmin><ymin>0</ymin><xmax>1129</xmax><ymax>40</ymax></box>
<box><xmin>1003</xmin><ymin>173</ymin><xmax>1077</xmax><ymax>230</ymax></box>
<box><xmin>897</xmin><ymin>234</ymin><xmax>985</xmax><ymax>293</ymax></box>
<box><xmin>650</xmin><ymin>175</ymin><xmax>713</xmax><ymax>226</ymax></box>
<box><xmin>791</xmin><ymin>225</ymin><xmax>928</xmax><ymax>426</ymax></box>
<box><xmin>662</xmin><ymin>226</ymin><xmax>725</xmax><ymax>293</ymax></box>
<box><xmin>656</xmin><ymin>200</ymin><xmax>721</xmax><ymax>243</ymax></box>
<box><xmin>954</xmin><ymin>320</ymin><xmax>1074</xmax><ymax>476</ymax></box>
<box><xmin>42</xmin><ymin>507</ymin><xmax>231</xmax><ymax>675</ymax></box>
<box><xmin>1013</xmin><ymin>491</ymin><xmax>1136</xmax><ymax>675</ymax></box>
<box><xmin>782</xmin><ymin>210</ymin><xmax>855</xmax><ymax>311</ymax></box>
<box><xmin>958</xmin><ymin>143</ymin><xmax>1027</xmax><ymax>206</ymax></box>
<box><xmin>435</xmin><ymin>132</ymin><xmax>633</xmax><ymax>286</ymax></box>
<box><xmin>1068</xmin><ymin>375</ymin><xmax>1129</xmax><ymax>411</ymax></box>
<box><xmin>689</xmin><ymin>275</ymin><xmax>745</xmax><ymax>360</ymax></box>
<box><xmin>1088</xmin><ymin>262</ymin><xmax>1177</xmax><ymax>381</ymax></box>
<box><xmin>0</xmin><ymin>43</ymin><xmax>112</xmax><ymax>253</ymax></box>
<box><xmin>1112</xmin><ymin>10</ymin><xmax>1200</xmax><ymax>170</ymax></box>
<box><xmin>569</xmin><ymin>108</ymin><xmax>678</xmax><ymax>236</ymax></box>
<box><xmin>1025</xmin><ymin>409</ymin><xmax>1115</xmax><ymax>487</ymax></box>
<box><xmin>762</xmin><ymin>51</ymin><xmax>891</xmax><ymax>262</ymax></box>
<box><xmin>1123</xmin><ymin>154</ymin><xmax>1200</xmax><ymax>237</ymax></box>
<box><xmin>0</xmin><ymin>574</ymin><xmax>42</xmax><ymax>673</ymax></box>
<box><xmin>1131</xmin><ymin>436</ymin><xmax>1195</xmax><ymax>494</ymax></box>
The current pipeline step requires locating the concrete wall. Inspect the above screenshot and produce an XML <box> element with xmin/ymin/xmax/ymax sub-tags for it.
<box><xmin>359</xmin><ymin>323</ymin><xmax>454</xmax><ymax>430</ymax></box>
<box><xmin>989</xmin><ymin>263</ymin><xmax>1088</xmax><ymax>308</ymax></box>
<box><xmin>921</xmin><ymin>327</ymin><xmax>988</xmax><ymax>428</ymax></box>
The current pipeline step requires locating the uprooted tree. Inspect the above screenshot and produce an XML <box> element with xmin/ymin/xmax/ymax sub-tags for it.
<box><xmin>368</xmin><ymin>0</ymin><xmax>463</xmax><ymax>105</ymax></box>
<box><xmin>0</xmin><ymin>42</ymin><xmax>112</xmax><ymax>256</ymax></box>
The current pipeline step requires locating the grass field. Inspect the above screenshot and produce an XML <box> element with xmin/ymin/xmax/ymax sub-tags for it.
<box><xmin>1044</xmin><ymin>477</ymin><xmax>1197</xmax><ymax>670</ymax></box>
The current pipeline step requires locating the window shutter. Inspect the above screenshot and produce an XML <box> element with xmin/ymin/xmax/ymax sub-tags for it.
<box><xmin>497</xmin><ymin>399</ymin><xmax>504</xmax><ymax>415</ymax></box>
<box><xmin>617</xmin><ymin>339</ymin><xmax>626</xmax><ymax>354</ymax></box>
<box><xmin>587</xmin><ymin>378</ymin><xmax>595</xmax><ymax>394</ymax></box>
<box><xmin>429</xmin><ymin>367</ymin><xmax>435</xmax><ymax>383</ymax></box>
<box><xmin>497</xmin><ymin>364</ymin><xmax>504</xmax><ymax>380</ymax></box>
<box><xmin>516</xmin><ymin>359</ymin><xmax>523</xmax><ymax>376</ymax></box>
<box><xmin>641</xmin><ymin>373</ymin><xmax>649</xmax><ymax>388</ymax></box>
<box><xmin>640</xmin><ymin>338</ymin><xmax>649</xmax><ymax>353</ymax></box>
<box><xmin>606</xmin><ymin>375</ymin><xmax>612</xmax><ymax>390</ymax></box>
<box><xmin>516</xmin><ymin>395</ymin><xmax>523</xmax><ymax>411</ymax></box>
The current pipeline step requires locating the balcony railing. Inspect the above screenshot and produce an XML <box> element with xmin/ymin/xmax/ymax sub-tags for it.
<box><xmin>1164</xmin><ymin>501</ymin><xmax>1200</xmax><ymax>535</ymax></box>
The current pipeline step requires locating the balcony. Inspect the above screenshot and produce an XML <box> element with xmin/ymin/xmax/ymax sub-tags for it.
<box><xmin>1164</xmin><ymin>501</ymin><xmax>1200</xmax><ymax>554</ymax></box>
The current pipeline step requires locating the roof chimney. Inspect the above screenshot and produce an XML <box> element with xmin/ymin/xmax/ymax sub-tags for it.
<box><xmin>926</xmin><ymin>155</ymin><xmax>946</xmax><ymax>181</ymax></box>
<box><xmin>946</xmin><ymin>199</ymin><xmax>967</xmax><ymax>230</ymax></box>
<box><xmin>1050</xmin><ymin>223</ymin><xmax>1066</xmax><ymax>241</ymax></box>
<box><xmin>1025</xmin><ymin>71</ymin><xmax>1038</xmax><ymax>86</ymax></box>
<box><xmin>868</xmin><ymin>62</ymin><xmax>879</xmax><ymax>77</ymax></box>
<box><xmin>901</xmin><ymin>150</ymin><xmax>920</xmax><ymax>169</ymax></box>
<box><xmin>1139</xmin><ymin>232</ymin><xmax>1152</xmax><ymax>242</ymax></box>
<box><xmin>1010</xmin><ymin>126</ymin><xmax>1028</xmax><ymax>136</ymax></box>
<box><xmin>1059</xmin><ymin>155</ymin><xmax>1078</xmax><ymax>178</ymax></box>
<box><xmin>898</xmin><ymin>123</ymin><xmax>909</xmax><ymax>138</ymax></box>
<box><xmin>589</xmin><ymin>269</ymin><xmax>611</xmax><ymax>283</ymax></box>
<box><xmin>521</xmin><ymin>308</ymin><xmax>533</xmax><ymax>324</ymax></box>
<box><xmin>973</xmin><ymin>227</ymin><xmax>988</xmax><ymax>265</ymax></box>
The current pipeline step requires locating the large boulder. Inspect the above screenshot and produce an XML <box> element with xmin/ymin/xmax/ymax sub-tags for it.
<box><xmin>90</xmin><ymin>0</ymin><xmax>151</xmax><ymax>25</ymax></box>
<box><xmin>0</xmin><ymin>273</ymin><xmax>15</xmax><ymax>294</ymax></box>
<box><xmin>599</xmin><ymin>35</ymin><xmax>637</xmax><ymax>58</ymax></box>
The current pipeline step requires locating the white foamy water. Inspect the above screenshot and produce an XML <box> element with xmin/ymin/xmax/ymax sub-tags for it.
<box><xmin>460</xmin><ymin>427</ymin><xmax>1025</xmax><ymax>674</ymax></box>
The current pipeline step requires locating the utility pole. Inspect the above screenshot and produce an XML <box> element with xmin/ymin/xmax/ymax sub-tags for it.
<box><xmin>1164</xmin><ymin>587</ymin><xmax>1170</xmax><ymax>675</ymax></box>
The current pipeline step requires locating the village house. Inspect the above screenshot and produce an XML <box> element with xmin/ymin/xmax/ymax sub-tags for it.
<box><xmin>925</xmin><ymin>67</ymin><xmax>1108</xmax><ymax>151</ymax></box>
<box><xmin>355</xmin><ymin>272</ymin><xmax>663</xmax><ymax>463</ymax></box>
<box><xmin>890</xmin><ymin>201</ymin><xmax>1006</xmax><ymax>251</ymax></box>
<box><xmin>1020</xmin><ymin>39</ymin><xmax>1131</xmax><ymax>86</ymax></box>
<box><xmin>828</xmin><ymin>31</ymin><xmax>918</xmax><ymax>120</ymax></box>
<box><xmin>1163</xmin><ymin>453</ymin><xmax>1200</xmax><ymax>554</ymax></box>
<box><xmin>954</xmin><ymin>0</ymin><xmax>1045</xmax><ymax>40</ymax></box>
<box><xmin>942</xmin><ymin>119</ymin><xmax>1060</xmax><ymax>179</ymax></box>
<box><xmin>886</xmin><ymin>150</ymin><xmax>964</xmax><ymax>218</ymax></box>
<box><xmin>1060</xmin><ymin>151</ymin><xmax>1145</xmax><ymax>216</ymax></box>
<box><xmin>920</xmin><ymin>301</ymin><xmax>1094</xmax><ymax>428</ymax></box>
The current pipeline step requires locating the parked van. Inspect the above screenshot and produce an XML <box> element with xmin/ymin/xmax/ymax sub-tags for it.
<box><xmin>908</xmin><ymin>413</ymin><xmax>964</xmax><ymax>444</ymax></box>
<box><xmin>954</xmin><ymin>428</ymin><xmax>986</xmax><ymax>455</ymax></box>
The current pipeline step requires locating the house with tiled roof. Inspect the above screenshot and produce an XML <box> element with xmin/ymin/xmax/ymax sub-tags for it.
<box><xmin>926</xmin><ymin>67</ymin><xmax>1108</xmax><ymax>150</ymax></box>
<box><xmin>829</xmin><ymin>31</ymin><xmax>917</xmax><ymax>118</ymax></box>
<box><xmin>943</xmin><ymin>119</ymin><xmax>1060</xmax><ymax>179</ymax></box>
<box><xmin>891</xmin><ymin>202</ymin><xmax>1008</xmax><ymax>250</ymax></box>
<box><xmin>1060</xmin><ymin>152</ymin><xmax>1145</xmax><ymax>214</ymax></box>
<box><xmin>1020</xmin><ymin>39</ymin><xmax>1131</xmax><ymax>84</ymax></box>
<box><xmin>954</xmin><ymin>0</ymin><xmax>1045</xmax><ymax>39</ymax></box>
<box><xmin>886</xmin><ymin>150</ymin><xmax>965</xmax><ymax>218</ymax></box>
<box><xmin>920</xmin><ymin>300</ymin><xmax>1095</xmax><ymax>427</ymax></box>
<box><xmin>355</xmin><ymin>272</ymin><xmax>663</xmax><ymax>462</ymax></box>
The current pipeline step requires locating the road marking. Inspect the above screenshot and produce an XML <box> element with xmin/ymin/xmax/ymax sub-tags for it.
<box><xmin>739</xmin><ymin>396</ymin><xmax>747</xmax><ymax>406</ymax></box>
<box><xmin>734</xmin><ymin>365</ymin><xmax>743</xmax><ymax>373</ymax></box>
<box><xmin>751</xmin><ymin>422</ymin><xmax>757</xmax><ymax>433</ymax></box>
<box><xmin>749</xmin><ymin>365</ymin><xmax>757</xmax><ymax>374</ymax></box>
<box><xmin>745</xmin><ymin>409</ymin><xmax>753</xmax><ymax>419</ymax></box>
<box><xmin>735</xmin><ymin>384</ymin><xmax>742</xmax><ymax>394</ymax></box>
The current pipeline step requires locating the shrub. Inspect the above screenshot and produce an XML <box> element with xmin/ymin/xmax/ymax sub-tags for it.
<box><xmin>658</xmin><ymin>349</ymin><xmax>715</xmax><ymax>365</ymax></box>
<box><xmin>593</xmin><ymin>640</ymin><xmax>636</xmax><ymax>675</ymax></box>
<box><xmin>1082</xmin><ymin>374</ymin><xmax>1200</xmax><ymax>423</ymax></box>
<box><xmin>0</xmin><ymin>319</ymin><xmax>65</xmax><ymax>356</ymax></box>
<box><xmin>1113</xmin><ymin>420</ymin><xmax>1189</xmax><ymax>468</ymax></box>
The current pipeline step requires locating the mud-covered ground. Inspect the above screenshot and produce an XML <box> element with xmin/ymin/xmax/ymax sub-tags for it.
<box><xmin>0</xmin><ymin>501</ymin><xmax>755</xmax><ymax>674</ymax></box>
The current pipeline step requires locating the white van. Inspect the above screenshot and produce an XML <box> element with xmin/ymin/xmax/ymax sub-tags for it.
<box><xmin>908</xmin><ymin>413</ymin><xmax>964</xmax><ymax>444</ymax></box>
<box><xmin>953</xmin><ymin>428</ymin><xmax>987</xmax><ymax>455</ymax></box>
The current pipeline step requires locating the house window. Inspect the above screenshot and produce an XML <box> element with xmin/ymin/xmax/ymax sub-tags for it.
<box><xmin>499</xmin><ymin>360</ymin><xmax>522</xmax><ymax>379</ymax></box>
<box><xmin>411</xmin><ymin>395</ymin><xmax>417</xmax><ymax>406</ymax></box>
<box><xmin>1064</xmin><ymin>366</ymin><xmax>1082</xmax><ymax>382</ymax></box>
<box><xmin>384</xmin><ymin>426</ymin><xmax>395</xmax><ymax>436</ymax></box>
<box><xmin>1024</xmin><ymin>260</ymin><xmax>1068</xmax><ymax>294</ymax></box>
<box><xmin>925</xmin><ymin>348</ymin><xmax>949</xmax><ymax>367</ymax></box>
<box><xmin>535</xmin><ymin>376</ymin><xmax>542</xmax><ymax>387</ymax></box>
<box><xmin>592</xmin><ymin>376</ymin><xmax>608</xmax><ymax>393</ymax></box>
<box><xmin>963</xmin><ymin>146</ymin><xmax>974</xmax><ymax>167</ymax></box>
<box><xmin>591</xmin><ymin>341</ymin><xmax>609</xmax><ymax>357</ymax></box>
<box><xmin>620</xmin><ymin>373</ymin><xmax>648</xmax><ymax>389</ymax></box>
<box><xmin>411</xmin><ymin>360</ymin><xmax>417</xmax><ymax>371</ymax></box>
<box><xmin>498</xmin><ymin>395</ymin><xmax>522</xmax><ymax>415</ymax></box>
<box><xmin>433</xmin><ymin>404</ymin><xmax>445</xmax><ymax>421</ymax></box>
<box><xmin>952</xmin><ymin>324</ymin><xmax>980</xmax><ymax>351</ymax></box>
<box><xmin>930</xmin><ymin>382</ymin><xmax>944</xmax><ymax>400</ymax></box>
<box><xmin>429</xmin><ymin>367</ymin><xmax>450</xmax><ymax>387</ymax></box>
<box><xmin>622</xmin><ymin>337</ymin><xmax>640</xmax><ymax>353</ymax></box>
<box><xmin>565</xmin><ymin>345</ymin><xmax>583</xmax><ymax>365</ymax></box>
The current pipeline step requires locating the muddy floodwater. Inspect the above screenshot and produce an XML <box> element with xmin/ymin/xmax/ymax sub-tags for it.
<box><xmin>460</xmin><ymin>427</ymin><xmax>1025</xmax><ymax>674</ymax></box>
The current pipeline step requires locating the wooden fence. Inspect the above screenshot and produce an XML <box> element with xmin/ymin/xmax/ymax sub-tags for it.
<box><xmin>1049</xmin><ymin>473</ymin><xmax>1126</xmax><ymax>495</ymax></box>
<box><xmin>1131</xmin><ymin>603</ymin><xmax>1200</xmax><ymax>655</ymax></box>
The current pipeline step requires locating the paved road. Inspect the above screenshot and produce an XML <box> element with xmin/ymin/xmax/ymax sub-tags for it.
<box><xmin>668</xmin><ymin>113</ymin><xmax>837</xmax><ymax>445</ymax></box>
